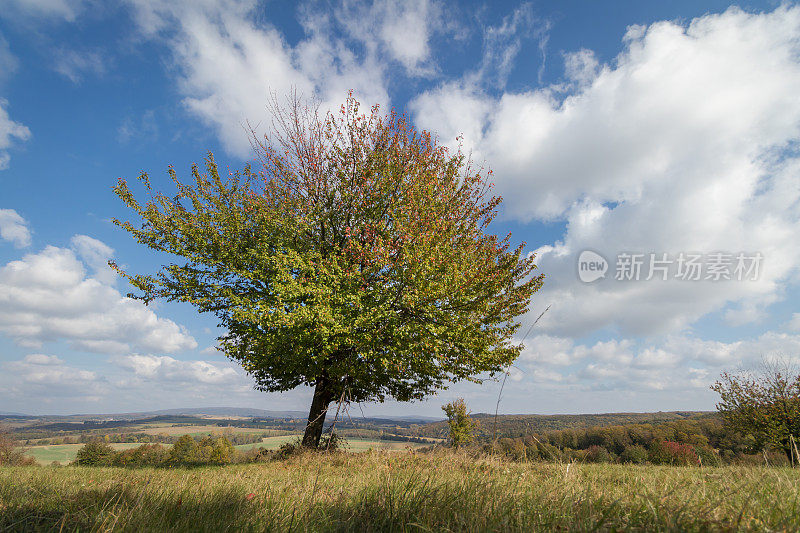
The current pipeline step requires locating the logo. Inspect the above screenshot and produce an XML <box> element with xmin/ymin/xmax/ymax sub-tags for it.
<box><xmin>578</xmin><ymin>250</ymin><xmax>608</xmax><ymax>283</ymax></box>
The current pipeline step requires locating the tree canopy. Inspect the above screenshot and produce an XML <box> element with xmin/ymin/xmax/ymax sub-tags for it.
<box><xmin>111</xmin><ymin>94</ymin><xmax>543</xmax><ymax>447</ymax></box>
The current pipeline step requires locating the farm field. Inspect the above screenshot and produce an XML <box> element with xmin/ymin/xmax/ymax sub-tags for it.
<box><xmin>3</xmin><ymin>452</ymin><xmax>800</xmax><ymax>531</ymax></box>
<box><xmin>23</xmin><ymin>436</ymin><xmax>429</xmax><ymax>464</ymax></box>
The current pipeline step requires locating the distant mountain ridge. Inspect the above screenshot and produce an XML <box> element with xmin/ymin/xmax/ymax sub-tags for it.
<box><xmin>0</xmin><ymin>407</ymin><xmax>443</xmax><ymax>422</ymax></box>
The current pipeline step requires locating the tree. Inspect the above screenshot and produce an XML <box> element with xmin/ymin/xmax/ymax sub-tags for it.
<box><xmin>111</xmin><ymin>93</ymin><xmax>544</xmax><ymax>448</ymax></box>
<box><xmin>712</xmin><ymin>362</ymin><xmax>800</xmax><ymax>463</ymax></box>
<box><xmin>75</xmin><ymin>441</ymin><xmax>115</xmax><ymax>466</ymax></box>
<box><xmin>169</xmin><ymin>435</ymin><xmax>200</xmax><ymax>465</ymax></box>
<box><xmin>0</xmin><ymin>429</ymin><xmax>34</xmax><ymax>466</ymax></box>
<box><xmin>442</xmin><ymin>398</ymin><xmax>478</xmax><ymax>448</ymax></box>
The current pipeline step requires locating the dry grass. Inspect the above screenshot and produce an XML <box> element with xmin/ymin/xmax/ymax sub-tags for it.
<box><xmin>2</xmin><ymin>451</ymin><xmax>800</xmax><ymax>531</ymax></box>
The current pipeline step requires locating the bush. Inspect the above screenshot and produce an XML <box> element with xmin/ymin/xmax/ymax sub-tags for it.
<box><xmin>648</xmin><ymin>440</ymin><xmax>699</xmax><ymax>466</ymax></box>
<box><xmin>620</xmin><ymin>445</ymin><xmax>649</xmax><ymax>464</ymax></box>
<box><xmin>168</xmin><ymin>435</ymin><xmax>200</xmax><ymax>465</ymax></box>
<box><xmin>693</xmin><ymin>445</ymin><xmax>721</xmax><ymax>467</ymax></box>
<box><xmin>75</xmin><ymin>441</ymin><xmax>116</xmax><ymax>466</ymax></box>
<box><xmin>111</xmin><ymin>444</ymin><xmax>169</xmax><ymax>467</ymax></box>
<box><xmin>582</xmin><ymin>445</ymin><xmax>614</xmax><ymax>463</ymax></box>
<box><xmin>319</xmin><ymin>432</ymin><xmax>347</xmax><ymax>452</ymax></box>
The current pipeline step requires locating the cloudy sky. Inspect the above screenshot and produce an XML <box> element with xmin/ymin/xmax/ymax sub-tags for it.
<box><xmin>1</xmin><ymin>0</ymin><xmax>799</xmax><ymax>417</ymax></box>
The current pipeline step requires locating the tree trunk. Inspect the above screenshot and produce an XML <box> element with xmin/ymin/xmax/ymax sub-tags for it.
<box><xmin>302</xmin><ymin>377</ymin><xmax>332</xmax><ymax>448</ymax></box>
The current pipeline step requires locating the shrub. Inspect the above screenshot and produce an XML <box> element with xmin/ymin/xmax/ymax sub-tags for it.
<box><xmin>582</xmin><ymin>445</ymin><xmax>614</xmax><ymax>463</ymax></box>
<box><xmin>620</xmin><ymin>445</ymin><xmax>648</xmax><ymax>464</ymax></box>
<box><xmin>75</xmin><ymin>441</ymin><xmax>116</xmax><ymax>466</ymax></box>
<box><xmin>693</xmin><ymin>445</ymin><xmax>721</xmax><ymax>467</ymax></box>
<box><xmin>319</xmin><ymin>432</ymin><xmax>347</xmax><ymax>452</ymax></box>
<box><xmin>111</xmin><ymin>444</ymin><xmax>169</xmax><ymax>467</ymax></box>
<box><xmin>274</xmin><ymin>437</ymin><xmax>306</xmax><ymax>459</ymax></box>
<box><xmin>168</xmin><ymin>435</ymin><xmax>200</xmax><ymax>465</ymax></box>
<box><xmin>648</xmin><ymin>440</ymin><xmax>699</xmax><ymax>466</ymax></box>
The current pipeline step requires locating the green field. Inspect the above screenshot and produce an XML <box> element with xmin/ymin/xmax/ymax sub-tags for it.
<box><xmin>3</xmin><ymin>452</ymin><xmax>800</xmax><ymax>531</ymax></box>
<box><xmin>24</xmin><ymin>436</ymin><xmax>428</xmax><ymax>464</ymax></box>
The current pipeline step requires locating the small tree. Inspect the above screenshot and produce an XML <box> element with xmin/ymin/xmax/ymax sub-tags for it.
<box><xmin>442</xmin><ymin>398</ymin><xmax>478</xmax><ymax>448</ymax></box>
<box><xmin>75</xmin><ymin>441</ymin><xmax>115</xmax><ymax>466</ymax></box>
<box><xmin>112</xmin><ymin>94</ymin><xmax>544</xmax><ymax>448</ymax></box>
<box><xmin>168</xmin><ymin>435</ymin><xmax>200</xmax><ymax>465</ymax></box>
<box><xmin>0</xmin><ymin>429</ymin><xmax>34</xmax><ymax>466</ymax></box>
<box><xmin>712</xmin><ymin>361</ymin><xmax>800</xmax><ymax>463</ymax></box>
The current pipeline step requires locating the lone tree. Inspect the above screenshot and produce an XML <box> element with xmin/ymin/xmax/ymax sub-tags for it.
<box><xmin>111</xmin><ymin>94</ymin><xmax>543</xmax><ymax>448</ymax></box>
<box><xmin>442</xmin><ymin>398</ymin><xmax>478</xmax><ymax>448</ymax></box>
<box><xmin>712</xmin><ymin>361</ymin><xmax>800</xmax><ymax>463</ymax></box>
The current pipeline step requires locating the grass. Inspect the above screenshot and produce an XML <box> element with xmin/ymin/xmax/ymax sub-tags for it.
<box><xmin>2</xmin><ymin>452</ymin><xmax>800</xmax><ymax>531</ymax></box>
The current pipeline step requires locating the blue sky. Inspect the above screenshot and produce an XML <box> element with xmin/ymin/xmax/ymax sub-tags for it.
<box><xmin>1</xmin><ymin>0</ymin><xmax>799</xmax><ymax>417</ymax></box>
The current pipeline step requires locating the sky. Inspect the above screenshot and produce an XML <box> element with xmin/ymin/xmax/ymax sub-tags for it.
<box><xmin>1</xmin><ymin>0</ymin><xmax>800</xmax><ymax>417</ymax></box>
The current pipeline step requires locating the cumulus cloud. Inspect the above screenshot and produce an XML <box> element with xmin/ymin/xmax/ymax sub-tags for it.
<box><xmin>114</xmin><ymin>354</ymin><xmax>241</xmax><ymax>384</ymax></box>
<box><xmin>126</xmin><ymin>0</ymin><xmax>399</xmax><ymax>157</ymax></box>
<box><xmin>0</xmin><ymin>99</ymin><xmax>31</xmax><ymax>170</ymax></box>
<box><xmin>0</xmin><ymin>353</ymin><xmax>108</xmax><ymax>406</ymax></box>
<box><xmin>0</xmin><ymin>209</ymin><xmax>31</xmax><ymax>247</ymax></box>
<box><xmin>412</xmin><ymin>5</ymin><xmax>800</xmax><ymax>337</ymax></box>
<box><xmin>0</xmin><ymin>239</ymin><xmax>197</xmax><ymax>353</ymax></box>
<box><xmin>516</xmin><ymin>330</ymin><xmax>800</xmax><ymax>395</ymax></box>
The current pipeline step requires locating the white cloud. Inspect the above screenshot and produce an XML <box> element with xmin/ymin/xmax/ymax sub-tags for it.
<box><xmin>114</xmin><ymin>354</ymin><xmax>241</xmax><ymax>384</ymax></box>
<box><xmin>0</xmin><ymin>240</ymin><xmax>197</xmax><ymax>353</ymax></box>
<box><xmin>0</xmin><ymin>209</ymin><xmax>31</xmax><ymax>247</ymax></box>
<box><xmin>412</xmin><ymin>5</ymin><xmax>800</xmax><ymax>337</ymax></box>
<box><xmin>127</xmin><ymin>0</ymin><xmax>395</xmax><ymax>157</ymax></box>
<box><xmin>563</xmin><ymin>48</ymin><xmax>598</xmax><ymax>87</ymax></box>
<box><xmin>788</xmin><ymin>313</ymin><xmax>800</xmax><ymax>332</ymax></box>
<box><xmin>327</xmin><ymin>0</ymin><xmax>452</xmax><ymax>76</ymax></box>
<box><xmin>515</xmin><ymin>330</ymin><xmax>800</xmax><ymax>395</ymax></box>
<box><xmin>53</xmin><ymin>49</ymin><xmax>106</xmax><ymax>84</ymax></box>
<box><xmin>70</xmin><ymin>234</ymin><xmax>115</xmax><ymax>284</ymax></box>
<box><xmin>0</xmin><ymin>99</ymin><xmax>31</xmax><ymax>170</ymax></box>
<box><xmin>7</xmin><ymin>353</ymin><xmax>96</xmax><ymax>384</ymax></box>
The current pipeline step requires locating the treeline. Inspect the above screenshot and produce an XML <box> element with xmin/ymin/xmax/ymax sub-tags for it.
<box><xmin>407</xmin><ymin>411</ymin><xmax>713</xmax><ymax>440</ymax></box>
<box><xmin>490</xmin><ymin>417</ymin><xmax>787</xmax><ymax>466</ymax></box>
<box><xmin>74</xmin><ymin>435</ymin><xmax>264</xmax><ymax>467</ymax></box>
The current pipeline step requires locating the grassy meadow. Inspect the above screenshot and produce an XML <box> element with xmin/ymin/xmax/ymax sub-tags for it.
<box><xmin>3</xmin><ymin>451</ymin><xmax>800</xmax><ymax>531</ymax></box>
